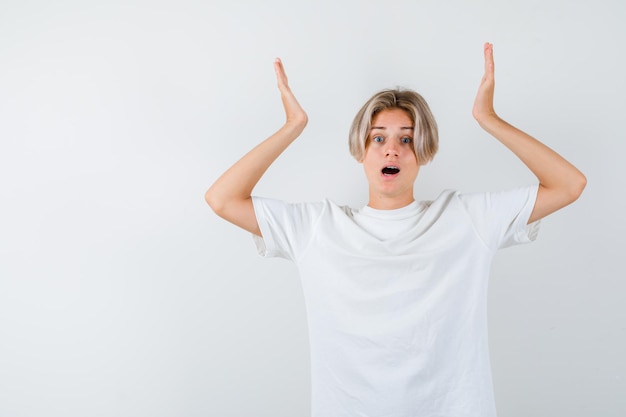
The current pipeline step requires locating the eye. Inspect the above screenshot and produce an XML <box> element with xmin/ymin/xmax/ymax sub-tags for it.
<box><xmin>372</xmin><ymin>135</ymin><xmax>384</xmax><ymax>143</ymax></box>
<box><xmin>401</xmin><ymin>136</ymin><xmax>413</xmax><ymax>144</ymax></box>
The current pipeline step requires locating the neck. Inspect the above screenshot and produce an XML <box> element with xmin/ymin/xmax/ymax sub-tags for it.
<box><xmin>367</xmin><ymin>194</ymin><xmax>415</xmax><ymax>210</ymax></box>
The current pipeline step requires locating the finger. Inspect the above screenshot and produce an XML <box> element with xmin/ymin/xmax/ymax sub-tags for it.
<box><xmin>274</xmin><ymin>57</ymin><xmax>289</xmax><ymax>89</ymax></box>
<box><xmin>483</xmin><ymin>42</ymin><xmax>494</xmax><ymax>77</ymax></box>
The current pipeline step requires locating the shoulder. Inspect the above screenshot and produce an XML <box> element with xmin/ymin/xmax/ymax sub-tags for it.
<box><xmin>252</xmin><ymin>196</ymin><xmax>357</xmax><ymax>221</ymax></box>
<box><xmin>419</xmin><ymin>189</ymin><xmax>461</xmax><ymax>212</ymax></box>
<box><xmin>455</xmin><ymin>185</ymin><xmax>539</xmax><ymax>212</ymax></box>
<box><xmin>422</xmin><ymin>186</ymin><xmax>539</xmax><ymax>221</ymax></box>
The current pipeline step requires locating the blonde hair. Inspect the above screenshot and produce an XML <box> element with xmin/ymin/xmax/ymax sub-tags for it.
<box><xmin>348</xmin><ymin>88</ymin><xmax>438</xmax><ymax>164</ymax></box>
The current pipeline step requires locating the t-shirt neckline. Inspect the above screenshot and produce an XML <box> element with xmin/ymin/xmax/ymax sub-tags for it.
<box><xmin>361</xmin><ymin>200</ymin><xmax>424</xmax><ymax>220</ymax></box>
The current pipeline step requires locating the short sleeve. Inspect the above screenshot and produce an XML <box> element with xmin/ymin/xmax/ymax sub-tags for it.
<box><xmin>251</xmin><ymin>196</ymin><xmax>324</xmax><ymax>261</ymax></box>
<box><xmin>458</xmin><ymin>185</ymin><xmax>541</xmax><ymax>250</ymax></box>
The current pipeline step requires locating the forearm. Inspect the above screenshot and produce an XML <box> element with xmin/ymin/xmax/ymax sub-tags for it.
<box><xmin>205</xmin><ymin>120</ymin><xmax>306</xmax><ymax>213</ymax></box>
<box><xmin>477</xmin><ymin>114</ymin><xmax>586</xmax><ymax>223</ymax></box>
<box><xmin>204</xmin><ymin>58</ymin><xmax>307</xmax><ymax>234</ymax></box>
<box><xmin>478</xmin><ymin>115</ymin><xmax>586</xmax><ymax>194</ymax></box>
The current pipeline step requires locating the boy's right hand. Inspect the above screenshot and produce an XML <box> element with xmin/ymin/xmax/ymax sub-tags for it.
<box><xmin>274</xmin><ymin>58</ymin><xmax>308</xmax><ymax>128</ymax></box>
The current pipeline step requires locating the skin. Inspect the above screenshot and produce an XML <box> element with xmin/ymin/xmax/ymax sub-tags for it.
<box><xmin>205</xmin><ymin>43</ymin><xmax>586</xmax><ymax>236</ymax></box>
<box><xmin>361</xmin><ymin>108</ymin><xmax>420</xmax><ymax>210</ymax></box>
<box><xmin>205</xmin><ymin>58</ymin><xmax>306</xmax><ymax>237</ymax></box>
<box><xmin>472</xmin><ymin>43</ymin><xmax>586</xmax><ymax>223</ymax></box>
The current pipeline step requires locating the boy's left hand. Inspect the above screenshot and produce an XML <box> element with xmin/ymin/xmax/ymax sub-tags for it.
<box><xmin>472</xmin><ymin>42</ymin><xmax>498</xmax><ymax>126</ymax></box>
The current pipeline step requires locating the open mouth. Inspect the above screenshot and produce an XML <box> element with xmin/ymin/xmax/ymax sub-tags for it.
<box><xmin>381</xmin><ymin>166</ymin><xmax>400</xmax><ymax>176</ymax></box>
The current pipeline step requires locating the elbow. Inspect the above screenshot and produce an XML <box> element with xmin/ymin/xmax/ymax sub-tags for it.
<box><xmin>541</xmin><ymin>171</ymin><xmax>587</xmax><ymax>209</ymax></box>
<box><xmin>205</xmin><ymin>187</ymin><xmax>249</xmax><ymax>219</ymax></box>
<box><xmin>204</xmin><ymin>187</ymin><xmax>224</xmax><ymax>216</ymax></box>
<box><xmin>567</xmin><ymin>171</ymin><xmax>587</xmax><ymax>203</ymax></box>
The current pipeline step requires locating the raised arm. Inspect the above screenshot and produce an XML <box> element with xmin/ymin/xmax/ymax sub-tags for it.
<box><xmin>205</xmin><ymin>58</ymin><xmax>308</xmax><ymax>236</ymax></box>
<box><xmin>472</xmin><ymin>43</ymin><xmax>586</xmax><ymax>223</ymax></box>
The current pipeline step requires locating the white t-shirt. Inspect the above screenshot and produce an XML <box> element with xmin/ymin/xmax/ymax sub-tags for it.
<box><xmin>252</xmin><ymin>186</ymin><xmax>540</xmax><ymax>417</ymax></box>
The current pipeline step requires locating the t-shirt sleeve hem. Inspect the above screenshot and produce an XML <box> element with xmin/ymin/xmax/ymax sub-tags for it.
<box><xmin>513</xmin><ymin>184</ymin><xmax>541</xmax><ymax>244</ymax></box>
<box><xmin>251</xmin><ymin>196</ymin><xmax>280</xmax><ymax>258</ymax></box>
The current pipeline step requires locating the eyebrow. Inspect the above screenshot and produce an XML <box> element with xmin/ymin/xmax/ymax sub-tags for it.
<box><xmin>370</xmin><ymin>126</ymin><xmax>414</xmax><ymax>131</ymax></box>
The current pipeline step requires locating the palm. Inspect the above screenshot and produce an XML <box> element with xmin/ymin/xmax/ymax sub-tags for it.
<box><xmin>472</xmin><ymin>43</ymin><xmax>497</xmax><ymax>123</ymax></box>
<box><xmin>274</xmin><ymin>58</ymin><xmax>308</xmax><ymax>125</ymax></box>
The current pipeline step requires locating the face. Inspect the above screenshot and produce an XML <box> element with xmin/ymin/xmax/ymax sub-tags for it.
<box><xmin>360</xmin><ymin>108</ymin><xmax>419</xmax><ymax>209</ymax></box>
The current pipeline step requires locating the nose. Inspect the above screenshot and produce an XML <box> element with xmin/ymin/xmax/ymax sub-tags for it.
<box><xmin>385</xmin><ymin>142</ymin><xmax>399</xmax><ymax>157</ymax></box>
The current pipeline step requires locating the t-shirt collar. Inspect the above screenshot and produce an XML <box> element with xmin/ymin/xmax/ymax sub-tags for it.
<box><xmin>361</xmin><ymin>200</ymin><xmax>423</xmax><ymax>220</ymax></box>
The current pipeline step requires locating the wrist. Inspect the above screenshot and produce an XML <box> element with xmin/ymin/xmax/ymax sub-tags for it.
<box><xmin>285</xmin><ymin>114</ymin><xmax>308</xmax><ymax>129</ymax></box>
<box><xmin>475</xmin><ymin>112</ymin><xmax>502</xmax><ymax>131</ymax></box>
<box><xmin>280</xmin><ymin>118</ymin><xmax>307</xmax><ymax>138</ymax></box>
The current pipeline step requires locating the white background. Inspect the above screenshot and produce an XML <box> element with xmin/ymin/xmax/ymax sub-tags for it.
<box><xmin>1</xmin><ymin>0</ymin><xmax>624</xmax><ymax>416</ymax></box>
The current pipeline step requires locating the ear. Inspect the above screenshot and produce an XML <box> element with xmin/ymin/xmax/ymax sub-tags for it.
<box><xmin>357</xmin><ymin>145</ymin><xmax>368</xmax><ymax>163</ymax></box>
